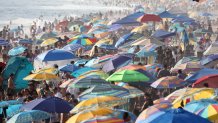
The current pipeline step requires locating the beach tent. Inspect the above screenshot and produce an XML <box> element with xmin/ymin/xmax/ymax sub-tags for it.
<box><xmin>112</xmin><ymin>12</ymin><xmax>144</xmax><ymax>25</ymax></box>
<box><xmin>2</xmin><ymin>57</ymin><xmax>33</xmax><ymax>90</ymax></box>
<box><xmin>151</xmin><ymin>29</ymin><xmax>176</xmax><ymax>39</ymax></box>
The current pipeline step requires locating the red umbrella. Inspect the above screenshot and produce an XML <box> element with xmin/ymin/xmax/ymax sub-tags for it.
<box><xmin>192</xmin><ymin>75</ymin><xmax>218</xmax><ymax>88</ymax></box>
<box><xmin>137</xmin><ymin>14</ymin><xmax>162</xmax><ymax>23</ymax></box>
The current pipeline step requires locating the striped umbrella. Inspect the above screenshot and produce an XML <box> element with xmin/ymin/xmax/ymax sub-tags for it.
<box><xmin>68</xmin><ymin>34</ymin><xmax>97</xmax><ymax>46</ymax></box>
<box><xmin>69</xmin><ymin>76</ymin><xmax>110</xmax><ymax>88</ymax></box>
<box><xmin>171</xmin><ymin>62</ymin><xmax>203</xmax><ymax>73</ymax></box>
<box><xmin>7</xmin><ymin>110</ymin><xmax>50</xmax><ymax>123</ymax></box>
<box><xmin>78</xmin><ymin>85</ymin><xmax>130</xmax><ymax>101</ymax></box>
<box><xmin>151</xmin><ymin>76</ymin><xmax>186</xmax><ymax>88</ymax></box>
<box><xmin>136</xmin><ymin>103</ymin><xmax>172</xmax><ymax>123</ymax></box>
<box><xmin>78</xmin><ymin>70</ymin><xmax>109</xmax><ymax>79</ymax></box>
<box><xmin>71</xmin><ymin>67</ymin><xmax>97</xmax><ymax>78</ymax></box>
<box><xmin>122</xmin><ymin>85</ymin><xmax>144</xmax><ymax>98</ymax></box>
<box><xmin>196</xmin><ymin>104</ymin><xmax>218</xmax><ymax>121</ymax></box>
<box><xmin>81</xmin><ymin>116</ymin><xmax>124</xmax><ymax>123</ymax></box>
<box><xmin>62</xmin><ymin>44</ymin><xmax>84</xmax><ymax>52</ymax></box>
<box><xmin>117</xmin><ymin>64</ymin><xmax>146</xmax><ymax>71</ymax></box>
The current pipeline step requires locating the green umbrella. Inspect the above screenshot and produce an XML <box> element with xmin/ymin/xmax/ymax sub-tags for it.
<box><xmin>106</xmin><ymin>70</ymin><xmax>150</xmax><ymax>82</ymax></box>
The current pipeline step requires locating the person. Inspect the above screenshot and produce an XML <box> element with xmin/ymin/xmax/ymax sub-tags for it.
<box><xmin>157</xmin><ymin>65</ymin><xmax>171</xmax><ymax>78</ymax></box>
<box><xmin>141</xmin><ymin>93</ymin><xmax>153</xmax><ymax>112</ymax></box>
<box><xmin>123</xmin><ymin>112</ymin><xmax>132</xmax><ymax>123</ymax></box>
<box><xmin>177</xmin><ymin>69</ymin><xmax>187</xmax><ymax>79</ymax></box>
<box><xmin>53</xmin><ymin>64</ymin><xmax>59</xmax><ymax>76</ymax></box>
<box><xmin>7</xmin><ymin>73</ymin><xmax>15</xmax><ymax>97</ymax></box>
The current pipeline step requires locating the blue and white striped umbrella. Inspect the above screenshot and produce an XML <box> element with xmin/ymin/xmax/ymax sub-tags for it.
<box><xmin>62</xmin><ymin>44</ymin><xmax>84</xmax><ymax>52</ymax></box>
<box><xmin>7</xmin><ymin>110</ymin><xmax>50</xmax><ymax>123</ymax></box>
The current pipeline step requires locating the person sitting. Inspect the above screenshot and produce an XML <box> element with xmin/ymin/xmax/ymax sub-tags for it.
<box><xmin>157</xmin><ymin>65</ymin><xmax>171</xmax><ymax>78</ymax></box>
<box><xmin>177</xmin><ymin>69</ymin><xmax>187</xmax><ymax>80</ymax></box>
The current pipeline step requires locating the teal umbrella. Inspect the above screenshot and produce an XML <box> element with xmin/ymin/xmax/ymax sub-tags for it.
<box><xmin>71</xmin><ymin>67</ymin><xmax>96</xmax><ymax>77</ymax></box>
<box><xmin>0</xmin><ymin>100</ymin><xmax>22</xmax><ymax>108</ymax></box>
<box><xmin>8</xmin><ymin>46</ymin><xmax>26</xmax><ymax>56</ymax></box>
<box><xmin>7</xmin><ymin>110</ymin><xmax>50</xmax><ymax>123</ymax></box>
<box><xmin>6</xmin><ymin>104</ymin><xmax>23</xmax><ymax>118</ymax></box>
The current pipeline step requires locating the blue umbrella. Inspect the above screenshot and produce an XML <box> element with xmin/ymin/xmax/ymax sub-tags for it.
<box><xmin>185</xmin><ymin>68</ymin><xmax>218</xmax><ymax>83</ymax></box>
<box><xmin>36</xmin><ymin>49</ymin><xmax>76</xmax><ymax>61</ymax></box>
<box><xmin>59</xmin><ymin>64</ymin><xmax>79</xmax><ymax>72</ymax></box>
<box><xmin>75</xmin><ymin>59</ymin><xmax>90</xmax><ymax>66</ymax></box>
<box><xmin>115</xmin><ymin>33</ymin><xmax>142</xmax><ymax>48</ymax></box>
<box><xmin>184</xmin><ymin>99</ymin><xmax>218</xmax><ymax>113</ymax></box>
<box><xmin>137</xmin><ymin>108</ymin><xmax>211</xmax><ymax>123</ymax></box>
<box><xmin>8</xmin><ymin>46</ymin><xmax>26</xmax><ymax>56</ymax></box>
<box><xmin>6</xmin><ymin>104</ymin><xmax>23</xmax><ymax>118</ymax></box>
<box><xmin>108</xmin><ymin>24</ymin><xmax>122</xmax><ymax>32</ymax></box>
<box><xmin>102</xmin><ymin>55</ymin><xmax>132</xmax><ymax>73</ymax></box>
<box><xmin>113</xmin><ymin>12</ymin><xmax>144</xmax><ymax>25</ymax></box>
<box><xmin>19</xmin><ymin>39</ymin><xmax>33</xmax><ymax>44</ymax></box>
<box><xmin>0</xmin><ymin>38</ymin><xmax>9</xmax><ymax>46</ymax></box>
<box><xmin>201</xmin><ymin>54</ymin><xmax>218</xmax><ymax>65</ymax></box>
<box><xmin>21</xmin><ymin>97</ymin><xmax>72</xmax><ymax>113</ymax></box>
<box><xmin>0</xmin><ymin>100</ymin><xmax>22</xmax><ymax>108</ymax></box>
<box><xmin>96</xmin><ymin>43</ymin><xmax>117</xmax><ymax>50</ymax></box>
<box><xmin>152</xmin><ymin>29</ymin><xmax>176</xmax><ymax>39</ymax></box>
<box><xmin>158</xmin><ymin>11</ymin><xmax>176</xmax><ymax>18</ymax></box>
<box><xmin>62</xmin><ymin>44</ymin><xmax>84</xmax><ymax>52</ymax></box>
<box><xmin>7</xmin><ymin>110</ymin><xmax>50</xmax><ymax>123</ymax></box>
<box><xmin>71</xmin><ymin>67</ymin><xmax>96</xmax><ymax>77</ymax></box>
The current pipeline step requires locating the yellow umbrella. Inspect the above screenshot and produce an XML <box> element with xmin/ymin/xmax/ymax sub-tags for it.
<box><xmin>165</xmin><ymin>88</ymin><xmax>216</xmax><ymax>108</ymax></box>
<box><xmin>70</xmin><ymin>96</ymin><xmax>126</xmax><ymax>113</ymax></box>
<box><xmin>33</xmin><ymin>68</ymin><xmax>56</xmax><ymax>74</ymax></box>
<box><xmin>131</xmin><ymin>24</ymin><xmax>148</xmax><ymax>33</ymax></box>
<box><xmin>41</xmin><ymin>38</ymin><xmax>58</xmax><ymax>47</ymax></box>
<box><xmin>23</xmin><ymin>72</ymin><xmax>59</xmax><ymax>81</ymax></box>
<box><xmin>95</xmin><ymin>38</ymin><xmax>113</xmax><ymax>45</ymax></box>
<box><xmin>67</xmin><ymin>108</ymin><xmax>113</xmax><ymax>123</ymax></box>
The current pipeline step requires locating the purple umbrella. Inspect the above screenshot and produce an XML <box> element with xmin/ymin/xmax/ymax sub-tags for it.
<box><xmin>102</xmin><ymin>55</ymin><xmax>132</xmax><ymax>73</ymax></box>
<box><xmin>21</xmin><ymin>97</ymin><xmax>72</xmax><ymax>113</ymax></box>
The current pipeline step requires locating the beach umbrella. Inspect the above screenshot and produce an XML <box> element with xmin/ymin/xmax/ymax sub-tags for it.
<box><xmin>8</xmin><ymin>46</ymin><xmax>26</xmax><ymax>56</ymax></box>
<box><xmin>0</xmin><ymin>38</ymin><xmax>9</xmax><ymax>46</ymax></box>
<box><xmin>171</xmin><ymin>62</ymin><xmax>203</xmax><ymax>73</ymax></box>
<box><xmin>69</xmin><ymin>75</ymin><xmax>110</xmax><ymax>88</ymax></box>
<box><xmin>59</xmin><ymin>79</ymin><xmax>74</xmax><ymax>88</ymax></box>
<box><xmin>0</xmin><ymin>100</ymin><xmax>22</xmax><ymax>108</ymax></box>
<box><xmin>108</xmin><ymin>24</ymin><xmax>122</xmax><ymax>32</ymax></box>
<box><xmin>132</xmin><ymin>37</ymin><xmax>165</xmax><ymax>46</ymax></box>
<box><xmin>78</xmin><ymin>85</ymin><xmax>130</xmax><ymax>101</ymax></box>
<box><xmin>62</xmin><ymin>44</ymin><xmax>84</xmax><ymax>52</ymax></box>
<box><xmin>23</xmin><ymin>72</ymin><xmax>59</xmax><ymax>81</ymax></box>
<box><xmin>184</xmin><ymin>99</ymin><xmax>218</xmax><ymax>113</ymax></box>
<box><xmin>167</xmin><ymin>88</ymin><xmax>216</xmax><ymax>108</ymax></box>
<box><xmin>151</xmin><ymin>76</ymin><xmax>186</xmax><ymax>88</ymax></box>
<box><xmin>194</xmin><ymin>29</ymin><xmax>212</xmax><ymax>35</ymax></box>
<box><xmin>153</xmin><ymin>98</ymin><xmax>173</xmax><ymax>105</ymax></box>
<box><xmin>158</xmin><ymin>11</ymin><xmax>176</xmax><ymax>18</ymax></box>
<box><xmin>36</xmin><ymin>49</ymin><xmax>76</xmax><ymax>61</ymax></box>
<box><xmin>7</xmin><ymin>110</ymin><xmax>50</xmax><ymax>123</ymax></box>
<box><xmin>196</xmin><ymin>104</ymin><xmax>218</xmax><ymax>122</ymax></box>
<box><xmin>192</xmin><ymin>75</ymin><xmax>218</xmax><ymax>88</ymax></box>
<box><xmin>137</xmin><ymin>14</ymin><xmax>162</xmax><ymax>23</ymax></box>
<box><xmin>185</xmin><ymin>68</ymin><xmax>218</xmax><ymax>83</ymax></box>
<box><xmin>136</xmin><ymin>49</ymin><xmax>157</xmax><ymax>58</ymax></box>
<box><xmin>33</xmin><ymin>67</ymin><xmax>56</xmax><ymax>74</ymax></box>
<box><xmin>102</xmin><ymin>55</ymin><xmax>132</xmax><ymax>73</ymax></box>
<box><xmin>70</xmin><ymin>96</ymin><xmax>126</xmax><ymax>113</ymax></box>
<box><xmin>175</xmin><ymin>56</ymin><xmax>199</xmax><ymax>67</ymax></box>
<box><xmin>151</xmin><ymin>29</ymin><xmax>176</xmax><ymax>39</ymax></box>
<box><xmin>18</xmin><ymin>39</ymin><xmax>33</xmax><ymax>44</ymax></box>
<box><xmin>40</xmin><ymin>38</ymin><xmax>58</xmax><ymax>47</ymax></box>
<box><xmin>71</xmin><ymin>67</ymin><xmax>97</xmax><ymax>77</ymax></box>
<box><xmin>22</xmin><ymin>97</ymin><xmax>72</xmax><ymax>113</ymax></box>
<box><xmin>201</xmin><ymin>54</ymin><xmax>218</xmax><ymax>67</ymax></box>
<box><xmin>204</xmin><ymin>42</ymin><xmax>218</xmax><ymax>56</ymax></box>
<box><xmin>6</xmin><ymin>104</ymin><xmax>23</xmax><ymax>118</ymax></box>
<box><xmin>122</xmin><ymin>85</ymin><xmax>144</xmax><ymax>98</ymax></box>
<box><xmin>131</xmin><ymin>24</ymin><xmax>148</xmax><ymax>33</ymax></box>
<box><xmin>78</xmin><ymin>70</ymin><xmax>109</xmax><ymax>79</ymax></box>
<box><xmin>136</xmin><ymin>103</ymin><xmax>172</xmax><ymax>123</ymax></box>
<box><xmin>96</xmin><ymin>43</ymin><xmax>117</xmax><ymax>50</ymax></box>
<box><xmin>59</xmin><ymin>64</ymin><xmax>79</xmax><ymax>73</ymax></box>
<box><xmin>138</xmin><ymin>108</ymin><xmax>211</xmax><ymax>123</ymax></box>
<box><xmin>95</xmin><ymin>38</ymin><xmax>113</xmax><ymax>45</ymax></box>
<box><xmin>117</xmin><ymin>64</ymin><xmax>146</xmax><ymax>71</ymax></box>
<box><xmin>36</xmin><ymin>32</ymin><xmax>57</xmax><ymax>40</ymax></box>
<box><xmin>81</xmin><ymin>116</ymin><xmax>124</xmax><ymax>123</ymax></box>
<box><xmin>68</xmin><ymin>34</ymin><xmax>97</xmax><ymax>46</ymax></box>
<box><xmin>106</xmin><ymin>70</ymin><xmax>150</xmax><ymax>82</ymax></box>
<box><xmin>201</xmin><ymin>12</ymin><xmax>213</xmax><ymax>17</ymax></box>
<box><xmin>75</xmin><ymin>59</ymin><xmax>90</xmax><ymax>66</ymax></box>
<box><xmin>66</xmin><ymin>108</ymin><xmax>114</xmax><ymax>123</ymax></box>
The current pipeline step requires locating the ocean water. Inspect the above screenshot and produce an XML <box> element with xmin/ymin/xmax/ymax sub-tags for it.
<box><xmin>0</xmin><ymin>0</ymin><xmax>130</xmax><ymax>28</ymax></box>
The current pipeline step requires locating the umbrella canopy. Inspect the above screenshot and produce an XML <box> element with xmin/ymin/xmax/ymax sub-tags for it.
<box><xmin>185</xmin><ymin>68</ymin><xmax>218</xmax><ymax>83</ymax></box>
<box><xmin>23</xmin><ymin>72</ymin><xmax>59</xmax><ymax>81</ymax></box>
<box><xmin>22</xmin><ymin>97</ymin><xmax>72</xmax><ymax>113</ymax></box>
<box><xmin>138</xmin><ymin>108</ymin><xmax>211</xmax><ymax>123</ymax></box>
<box><xmin>18</xmin><ymin>39</ymin><xmax>33</xmax><ymax>44</ymax></box>
<box><xmin>0</xmin><ymin>39</ymin><xmax>9</xmax><ymax>46</ymax></box>
<box><xmin>196</xmin><ymin>104</ymin><xmax>218</xmax><ymax>121</ymax></box>
<box><xmin>192</xmin><ymin>75</ymin><xmax>218</xmax><ymax>88</ymax></box>
<box><xmin>36</xmin><ymin>32</ymin><xmax>57</xmax><ymax>40</ymax></box>
<box><xmin>81</xmin><ymin>116</ymin><xmax>124</xmax><ymax>123</ymax></box>
<box><xmin>71</xmin><ymin>67</ymin><xmax>97</xmax><ymax>77</ymax></box>
<box><xmin>0</xmin><ymin>100</ymin><xmax>22</xmax><ymax>108</ymax></box>
<box><xmin>70</xmin><ymin>96</ymin><xmax>126</xmax><ymax>113</ymax></box>
<box><xmin>59</xmin><ymin>64</ymin><xmax>79</xmax><ymax>73</ymax></box>
<box><xmin>117</xmin><ymin>64</ymin><xmax>146</xmax><ymax>71</ymax></box>
<box><xmin>78</xmin><ymin>85</ymin><xmax>130</xmax><ymax>101</ymax></box>
<box><xmin>171</xmin><ymin>62</ymin><xmax>203</xmax><ymax>73</ymax></box>
<box><xmin>78</xmin><ymin>70</ymin><xmax>109</xmax><ymax>79</ymax></box>
<box><xmin>69</xmin><ymin>75</ymin><xmax>109</xmax><ymax>88</ymax></box>
<box><xmin>132</xmin><ymin>37</ymin><xmax>165</xmax><ymax>46</ymax></box>
<box><xmin>204</xmin><ymin>42</ymin><xmax>218</xmax><ymax>56</ymax></box>
<box><xmin>62</xmin><ymin>44</ymin><xmax>85</xmax><ymax>52</ymax></box>
<box><xmin>106</xmin><ymin>70</ymin><xmax>150</xmax><ymax>82</ymax></box>
<box><xmin>7</xmin><ymin>110</ymin><xmax>50</xmax><ymax>123</ymax></box>
<box><xmin>136</xmin><ymin>103</ymin><xmax>172</xmax><ymax>123</ymax></box>
<box><xmin>137</xmin><ymin>14</ymin><xmax>162</xmax><ymax>23</ymax></box>
<box><xmin>96</xmin><ymin>43</ymin><xmax>117</xmax><ymax>50</ymax></box>
<box><xmin>151</xmin><ymin>76</ymin><xmax>186</xmax><ymax>88</ymax></box>
<box><xmin>115</xmin><ymin>32</ymin><xmax>142</xmax><ymax>48</ymax></box>
<box><xmin>184</xmin><ymin>99</ymin><xmax>218</xmax><ymax>113</ymax></box>
<box><xmin>40</xmin><ymin>38</ymin><xmax>58</xmax><ymax>47</ymax></box>
<box><xmin>66</xmin><ymin>108</ymin><xmax>114</xmax><ymax>123</ymax></box>
<box><xmin>122</xmin><ymin>85</ymin><xmax>144</xmax><ymax>98</ymax></box>
<box><xmin>175</xmin><ymin>56</ymin><xmax>199</xmax><ymax>67</ymax></box>
<box><xmin>131</xmin><ymin>24</ymin><xmax>148</xmax><ymax>33</ymax></box>
<box><xmin>201</xmin><ymin>54</ymin><xmax>218</xmax><ymax>67</ymax></box>
<box><xmin>158</xmin><ymin>11</ymin><xmax>176</xmax><ymax>18</ymax></box>
<box><xmin>6</xmin><ymin>104</ymin><xmax>23</xmax><ymax>118</ymax></box>
<box><xmin>8</xmin><ymin>46</ymin><xmax>26</xmax><ymax>56</ymax></box>
<box><xmin>68</xmin><ymin>34</ymin><xmax>97</xmax><ymax>46</ymax></box>
<box><xmin>152</xmin><ymin>29</ymin><xmax>176</xmax><ymax>39</ymax></box>
<box><xmin>102</xmin><ymin>55</ymin><xmax>132</xmax><ymax>73</ymax></box>
<box><xmin>112</xmin><ymin>12</ymin><xmax>144</xmax><ymax>25</ymax></box>
<box><xmin>36</xmin><ymin>49</ymin><xmax>76</xmax><ymax>61</ymax></box>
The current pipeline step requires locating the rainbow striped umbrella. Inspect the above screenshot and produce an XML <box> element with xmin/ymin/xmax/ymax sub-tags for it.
<box><xmin>136</xmin><ymin>103</ymin><xmax>172</xmax><ymax>123</ymax></box>
<box><xmin>196</xmin><ymin>104</ymin><xmax>218</xmax><ymax>121</ymax></box>
<box><xmin>68</xmin><ymin>34</ymin><xmax>97</xmax><ymax>46</ymax></box>
<box><xmin>151</xmin><ymin>76</ymin><xmax>186</xmax><ymax>88</ymax></box>
<box><xmin>81</xmin><ymin>116</ymin><xmax>124</xmax><ymax>123</ymax></box>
